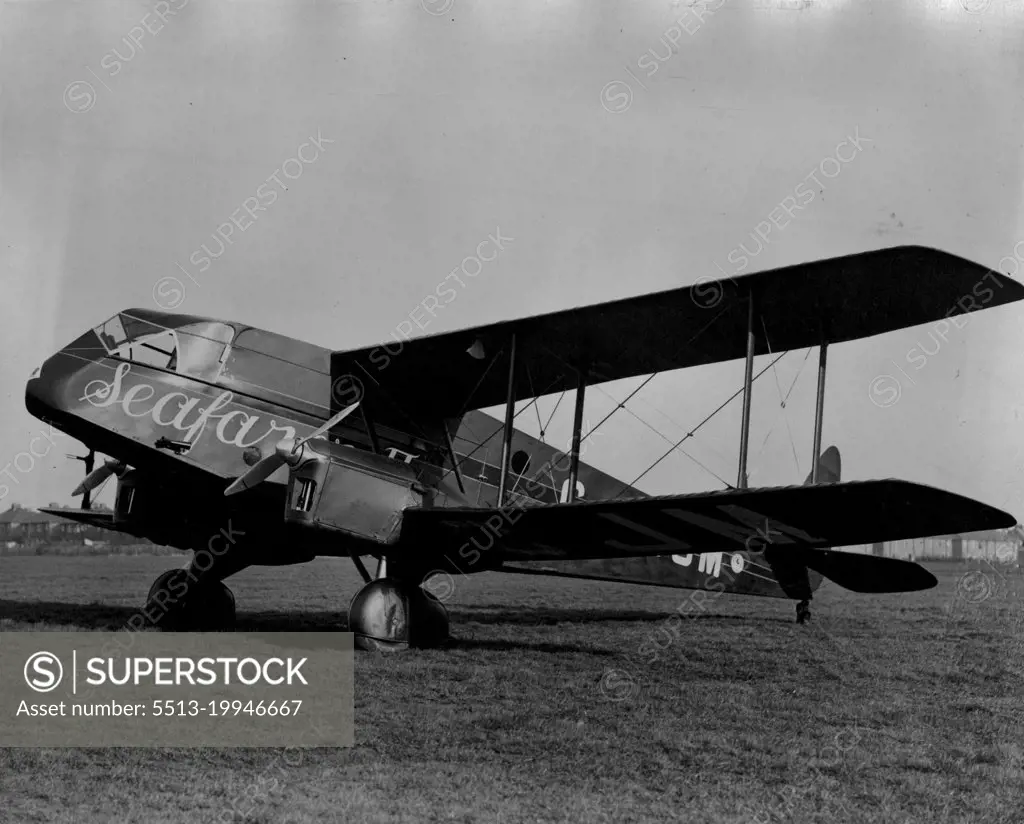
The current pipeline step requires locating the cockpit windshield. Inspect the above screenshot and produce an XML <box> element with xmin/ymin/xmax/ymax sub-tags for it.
<box><xmin>93</xmin><ymin>313</ymin><xmax>235</xmax><ymax>382</ymax></box>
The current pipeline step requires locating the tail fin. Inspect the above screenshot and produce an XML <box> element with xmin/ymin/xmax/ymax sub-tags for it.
<box><xmin>804</xmin><ymin>445</ymin><xmax>841</xmax><ymax>485</ymax></box>
<box><xmin>792</xmin><ymin>445</ymin><xmax>935</xmax><ymax>592</ymax></box>
<box><xmin>764</xmin><ymin>445</ymin><xmax>842</xmax><ymax>598</ymax></box>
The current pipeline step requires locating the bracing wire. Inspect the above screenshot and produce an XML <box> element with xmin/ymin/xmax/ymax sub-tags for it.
<box><xmin>760</xmin><ymin>318</ymin><xmax>802</xmax><ymax>476</ymax></box>
<box><xmin>524</xmin><ymin>363</ymin><xmax>546</xmax><ymax>438</ymax></box>
<box><xmin>541</xmin><ymin>390</ymin><xmax>566</xmax><ymax>442</ymax></box>
<box><xmin>627</xmin><ymin>392</ymin><xmax>736</xmax><ymax>474</ymax></box>
<box><xmin>592</xmin><ymin>383</ymin><xmax>733</xmax><ymax>488</ymax></box>
<box><xmin>444</xmin><ymin>299</ymin><xmax>733</xmax><ymax>492</ymax></box>
<box><xmin>751</xmin><ymin>337</ymin><xmax>812</xmax><ymax>477</ymax></box>
<box><xmin>609</xmin><ymin>350</ymin><xmax>789</xmax><ymax>499</ymax></box>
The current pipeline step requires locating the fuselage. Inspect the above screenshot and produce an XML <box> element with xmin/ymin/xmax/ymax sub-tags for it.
<box><xmin>24</xmin><ymin>308</ymin><xmax>814</xmax><ymax>599</ymax></box>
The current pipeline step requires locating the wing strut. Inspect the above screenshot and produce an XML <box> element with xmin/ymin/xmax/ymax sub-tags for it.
<box><xmin>737</xmin><ymin>293</ymin><xmax>756</xmax><ymax>489</ymax></box>
<box><xmin>568</xmin><ymin>369</ymin><xmax>587</xmax><ymax>502</ymax></box>
<box><xmin>443</xmin><ymin>424</ymin><xmax>466</xmax><ymax>494</ymax></box>
<box><xmin>497</xmin><ymin>333</ymin><xmax>518</xmax><ymax>505</ymax></box>
<box><xmin>811</xmin><ymin>342</ymin><xmax>828</xmax><ymax>483</ymax></box>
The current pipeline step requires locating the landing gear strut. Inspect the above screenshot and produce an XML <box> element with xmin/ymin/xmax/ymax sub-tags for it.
<box><xmin>796</xmin><ymin>599</ymin><xmax>811</xmax><ymax>624</ymax></box>
<box><xmin>143</xmin><ymin>568</ymin><xmax>236</xmax><ymax>631</ymax></box>
<box><xmin>348</xmin><ymin>575</ymin><xmax>449</xmax><ymax>651</ymax></box>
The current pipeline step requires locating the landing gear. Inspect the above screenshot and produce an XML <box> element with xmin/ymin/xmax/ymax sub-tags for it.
<box><xmin>348</xmin><ymin>577</ymin><xmax>449</xmax><ymax>651</ymax></box>
<box><xmin>143</xmin><ymin>569</ymin><xmax>236</xmax><ymax>631</ymax></box>
<box><xmin>796</xmin><ymin>599</ymin><xmax>811</xmax><ymax>624</ymax></box>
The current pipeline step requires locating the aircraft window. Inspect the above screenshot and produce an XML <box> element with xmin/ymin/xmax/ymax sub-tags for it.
<box><xmin>220</xmin><ymin>328</ymin><xmax>330</xmax><ymax>411</ymax></box>
<box><xmin>121</xmin><ymin>314</ymin><xmax>167</xmax><ymax>344</ymax></box>
<box><xmin>125</xmin><ymin>329</ymin><xmax>178</xmax><ymax>370</ymax></box>
<box><xmin>560</xmin><ymin>479</ymin><xmax>586</xmax><ymax>502</ymax></box>
<box><xmin>93</xmin><ymin>314</ymin><xmax>235</xmax><ymax>380</ymax></box>
<box><xmin>510</xmin><ymin>450</ymin><xmax>532</xmax><ymax>476</ymax></box>
<box><xmin>94</xmin><ymin>314</ymin><xmax>177</xmax><ymax>370</ymax></box>
<box><xmin>95</xmin><ymin>315</ymin><xmax>128</xmax><ymax>353</ymax></box>
<box><xmin>175</xmin><ymin>322</ymin><xmax>235</xmax><ymax>382</ymax></box>
<box><xmin>95</xmin><ymin>314</ymin><xmax>175</xmax><ymax>365</ymax></box>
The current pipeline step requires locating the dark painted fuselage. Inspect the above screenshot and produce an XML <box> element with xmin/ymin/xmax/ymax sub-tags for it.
<box><xmin>25</xmin><ymin>308</ymin><xmax>811</xmax><ymax>598</ymax></box>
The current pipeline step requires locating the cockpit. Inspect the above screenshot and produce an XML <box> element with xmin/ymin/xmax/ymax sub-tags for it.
<box><xmin>49</xmin><ymin>310</ymin><xmax>453</xmax><ymax>480</ymax></box>
<box><xmin>93</xmin><ymin>312</ymin><xmax>236</xmax><ymax>383</ymax></box>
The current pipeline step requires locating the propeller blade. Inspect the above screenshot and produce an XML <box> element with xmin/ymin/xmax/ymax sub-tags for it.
<box><xmin>223</xmin><ymin>452</ymin><xmax>288</xmax><ymax>496</ymax></box>
<box><xmin>224</xmin><ymin>404</ymin><xmax>357</xmax><ymax>497</ymax></box>
<box><xmin>72</xmin><ymin>460</ymin><xmax>124</xmax><ymax>496</ymax></box>
<box><xmin>296</xmin><ymin>402</ymin><xmax>360</xmax><ymax>448</ymax></box>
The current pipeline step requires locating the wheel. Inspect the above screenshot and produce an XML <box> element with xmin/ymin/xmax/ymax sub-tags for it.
<box><xmin>348</xmin><ymin>577</ymin><xmax>449</xmax><ymax>651</ymax></box>
<box><xmin>144</xmin><ymin>569</ymin><xmax>236</xmax><ymax>631</ymax></box>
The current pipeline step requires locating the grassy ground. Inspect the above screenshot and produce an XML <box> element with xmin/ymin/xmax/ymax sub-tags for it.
<box><xmin>0</xmin><ymin>555</ymin><xmax>1021</xmax><ymax>823</ymax></box>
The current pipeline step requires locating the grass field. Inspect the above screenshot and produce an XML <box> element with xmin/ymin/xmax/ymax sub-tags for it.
<box><xmin>0</xmin><ymin>554</ymin><xmax>1021</xmax><ymax>823</ymax></box>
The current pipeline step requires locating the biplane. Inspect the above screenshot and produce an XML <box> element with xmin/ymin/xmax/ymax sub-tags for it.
<box><xmin>25</xmin><ymin>245</ymin><xmax>1022</xmax><ymax>649</ymax></box>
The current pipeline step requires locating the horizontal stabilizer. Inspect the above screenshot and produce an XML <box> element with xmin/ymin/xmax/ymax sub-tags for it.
<box><xmin>799</xmin><ymin>548</ymin><xmax>936</xmax><ymax>593</ymax></box>
<box><xmin>39</xmin><ymin>507</ymin><xmax>115</xmax><ymax>529</ymax></box>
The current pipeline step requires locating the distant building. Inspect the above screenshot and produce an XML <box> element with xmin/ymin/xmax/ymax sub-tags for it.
<box><xmin>0</xmin><ymin>504</ymin><xmax>118</xmax><ymax>546</ymax></box>
<box><xmin>839</xmin><ymin>527</ymin><xmax>1023</xmax><ymax>565</ymax></box>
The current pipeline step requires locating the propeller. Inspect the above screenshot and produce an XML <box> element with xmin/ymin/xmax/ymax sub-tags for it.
<box><xmin>72</xmin><ymin>458</ymin><xmax>127</xmax><ymax>497</ymax></box>
<box><xmin>223</xmin><ymin>402</ymin><xmax>360</xmax><ymax>496</ymax></box>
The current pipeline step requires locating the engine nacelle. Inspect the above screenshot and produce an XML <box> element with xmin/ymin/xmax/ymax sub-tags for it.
<box><xmin>283</xmin><ymin>440</ymin><xmax>424</xmax><ymax>545</ymax></box>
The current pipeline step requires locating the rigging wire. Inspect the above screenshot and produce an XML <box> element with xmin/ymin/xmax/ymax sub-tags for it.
<box><xmin>441</xmin><ymin>392</ymin><xmax>548</xmax><ymax>483</ymax></box>
<box><xmin>452</xmin><ymin>345</ymin><xmax>506</xmax><ymax>422</ymax></box>
<box><xmin>752</xmin><ymin>350</ymin><xmax>811</xmax><ymax>478</ymax></box>
<box><xmin>753</xmin><ymin>317</ymin><xmax>810</xmax><ymax>477</ymax></box>
<box><xmin>443</xmin><ymin>299</ymin><xmax>733</xmax><ymax>490</ymax></box>
<box><xmin>524</xmin><ymin>363</ymin><xmax>546</xmax><ymax>438</ymax></box>
<box><xmin>779</xmin><ymin>348</ymin><xmax>812</xmax><ymax>471</ymax></box>
<box><xmin>591</xmin><ymin>383</ymin><xmax>733</xmax><ymax>488</ymax></box>
<box><xmin>780</xmin><ymin>349</ymin><xmax>811</xmax><ymax>408</ymax></box>
<box><xmin>440</xmin><ymin>351</ymin><xmax>566</xmax><ymax>486</ymax></box>
<box><xmin>541</xmin><ymin>390</ymin><xmax>566</xmax><ymax>443</ymax></box>
<box><xmin>609</xmin><ymin>350</ymin><xmax>789</xmax><ymax>499</ymax></box>
<box><xmin>762</xmin><ymin>318</ymin><xmax>800</xmax><ymax>474</ymax></box>
<box><xmin>571</xmin><ymin>301</ymin><xmax>733</xmax><ymax>447</ymax></box>
<box><xmin>574</xmin><ymin>372</ymin><xmax>662</xmax><ymax>450</ymax></box>
<box><xmin>626</xmin><ymin>391</ymin><xmax>736</xmax><ymax>474</ymax></box>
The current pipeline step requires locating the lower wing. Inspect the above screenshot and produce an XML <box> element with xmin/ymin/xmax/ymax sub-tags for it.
<box><xmin>399</xmin><ymin>480</ymin><xmax>1013</xmax><ymax>592</ymax></box>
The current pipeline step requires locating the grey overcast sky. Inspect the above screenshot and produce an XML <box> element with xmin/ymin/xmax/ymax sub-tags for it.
<box><xmin>2</xmin><ymin>0</ymin><xmax>1024</xmax><ymax>519</ymax></box>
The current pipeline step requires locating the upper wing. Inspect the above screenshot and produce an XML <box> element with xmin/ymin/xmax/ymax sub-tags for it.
<box><xmin>396</xmin><ymin>480</ymin><xmax>1015</xmax><ymax>563</ymax></box>
<box><xmin>333</xmin><ymin>246</ymin><xmax>1023</xmax><ymax>418</ymax></box>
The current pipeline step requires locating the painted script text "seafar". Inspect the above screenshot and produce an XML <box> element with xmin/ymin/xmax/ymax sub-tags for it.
<box><xmin>81</xmin><ymin>362</ymin><xmax>298</xmax><ymax>449</ymax></box>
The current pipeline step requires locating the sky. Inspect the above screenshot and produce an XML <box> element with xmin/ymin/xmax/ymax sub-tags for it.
<box><xmin>2</xmin><ymin>0</ymin><xmax>1024</xmax><ymax>520</ymax></box>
